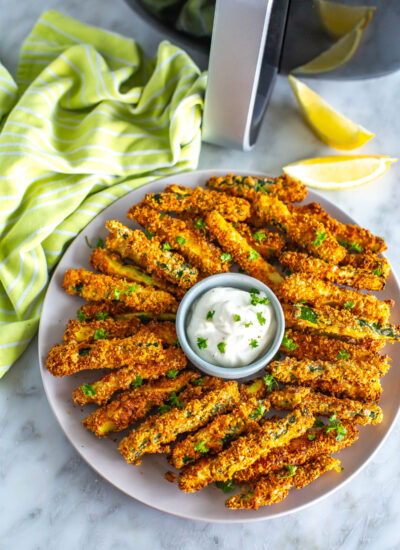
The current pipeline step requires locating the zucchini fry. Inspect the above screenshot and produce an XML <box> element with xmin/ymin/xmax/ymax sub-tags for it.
<box><xmin>142</xmin><ymin>185</ymin><xmax>250</xmax><ymax>222</ymax></box>
<box><xmin>128</xmin><ymin>205</ymin><xmax>228</xmax><ymax>276</ymax></box>
<box><xmin>227</xmin><ymin>455</ymin><xmax>342</xmax><ymax>509</ymax></box>
<box><xmin>63</xmin><ymin>269</ymin><xmax>178</xmax><ymax>314</ymax></box>
<box><xmin>169</xmin><ymin>397</ymin><xmax>270</xmax><ymax>468</ymax></box>
<box><xmin>340</xmin><ymin>252</ymin><xmax>390</xmax><ymax>279</ymax></box>
<box><xmin>78</xmin><ymin>301</ymin><xmax>176</xmax><ymax>323</ymax></box>
<box><xmin>267</xmin><ymin>357</ymin><xmax>383</xmax><ymax>402</ymax></box>
<box><xmin>206</xmin><ymin>173</ymin><xmax>307</xmax><ymax>203</ymax></box>
<box><xmin>280</xmin><ymin>251</ymin><xmax>385</xmax><ymax>291</ymax></box>
<box><xmin>283</xmin><ymin>302</ymin><xmax>400</xmax><ymax>342</ymax></box>
<box><xmin>269</xmin><ymin>386</ymin><xmax>382</xmax><ymax>425</ymax></box>
<box><xmin>178</xmin><ymin>409</ymin><xmax>314</xmax><ymax>492</ymax></box>
<box><xmin>235</xmin><ymin>223</ymin><xmax>286</xmax><ymax>259</ymax></box>
<box><xmin>292</xmin><ymin>202</ymin><xmax>386</xmax><ymax>254</ymax></box>
<box><xmin>90</xmin><ymin>247</ymin><xmax>185</xmax><ymax>299</ymax></box>
<box><xmin>72</xmin><ymin>346</ymin><xmax>187</xmax><ymax>405</ymax></box>
<box><xmin>83</xmin><ymin>370</ymin><xmax>198</xmax><ymax>437</ymax></box>
<box><xmin>279</xmin><ymin>273</ymin><xmax>393</xmax><ymax>324</ymax></box>
<box><xmin>280</xmin><ymin>328</ymin><xmax>386</xmax><ymax>362</ymax></box>
<box><xmin>46</xmin><ymin>328</ymin><xmax>163</xmax><ymax>377</ymax></box>
<box><xmin>254</xmin><ymin>194</ymin><xmax>346</xmax><ymax>264</ymax></box>
<box><xmin>119</xmin><ymin>381</ymin><xmax>240</xmax><ymax>465</ymax></box>
<box><xmin>105</xmin><ymin>220</ymin><xmax>198</xmax><ymax>289</ymax></box>
<box><xmin>205</xmin><ymin>210</ymin><xmax>284</xmax><ymax>289</ymax></box>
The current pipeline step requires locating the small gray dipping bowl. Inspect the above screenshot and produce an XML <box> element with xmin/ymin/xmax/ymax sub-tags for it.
<box><xmin>176</xmin><ymin>273</ymin><xmax>285</xmax><ymax>379</ymax></box>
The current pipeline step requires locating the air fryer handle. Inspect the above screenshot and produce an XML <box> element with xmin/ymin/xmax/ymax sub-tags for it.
<box><xmin>202</xmin><ymin>0</ymin><xmax>276</xmax><ymax>151</ymax></box>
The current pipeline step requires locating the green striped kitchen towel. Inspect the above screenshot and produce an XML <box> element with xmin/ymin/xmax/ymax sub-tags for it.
<box><xmin>0</xmin><ymin>10</ymin><xmax>207</xmax><ymax>378</ymax></box>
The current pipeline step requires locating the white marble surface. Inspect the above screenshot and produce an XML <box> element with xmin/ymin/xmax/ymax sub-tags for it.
<box><xmin>1</xmin><ymin>1</ymin><xmax>400</xmax><ymax>548</ymax></box>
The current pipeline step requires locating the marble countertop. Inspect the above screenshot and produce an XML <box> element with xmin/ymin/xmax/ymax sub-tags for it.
<box><xmin>1</xmin><ymin>1</ymin><xmax>400</xmax><ymax>549</ymax></box>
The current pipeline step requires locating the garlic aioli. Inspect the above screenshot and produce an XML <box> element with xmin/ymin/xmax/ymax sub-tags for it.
<box><xmin>186</xmin><ymin>287</ymin><xmax>276</xmax><ymax>368</ymax></box>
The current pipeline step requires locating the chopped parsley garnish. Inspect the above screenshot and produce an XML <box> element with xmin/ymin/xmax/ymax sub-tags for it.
<box><xmin>250</xmin><ymin>293</ymin><xmax>270</xmax><ymax>306</ymax></box>
<box><xmin>85</xmin><ymin>236</ymin><xmax>104</xmax><ymax>249</ymax></box>
<box><xmin>257</xmin><ymin>311</ymin><xmax>266</xmax><ymax>326</ymax></box>
<box><xmin>191</xmin><ymin>377</ymin><xmax>204</xmax><ymax>386</ymax></box>
<box><xmin>281</xmin><ymin>333</ymin><xmax>297</xmax><ymax>351</ymax></box>
<box><xmin>175</xmin><ymin>235</ymin><xmax>186</xmax><ymax>245</ymax></box>
<box><xmin>313</xmin><ymin>419</ymin><xmax>325</xmax><ymax>428</ymax></box>
<box><xmin>78</xmin><ymin>347</ymin><xmax>91</xmax><ymax>357</ymax></box>
<box><xmin>158</xmin><ymin>404</ymin><xmax>171</xmax><ymax>414</ymax></box>
<box><xmin>308</xmin><ymin>364</ymin><xmax>324</xmax><ymax>373</ymax></box>
<box><xmin>166</xmin><ymin>369</ymin><xmax>179</xmax><ymax>379</ymax></box>
<box><xmin>220</xmin><ymin>252</ymin><xmax>232</xmax><ymax>262</ymax></box>
<box><xmin>373</xmin><ymin>267</ymin><xmax>382</xmax><ymax>276</ymax></box>
<box><xmin>174</xmin><ymin>340</ymin><xmax>181</xmax><ymax>348</ymax></box>
<box><xmin>206</xmin><ymin>310</ymin><xmax>215</xmax><ymax>321</ymax></box>
<box><xmin>307</xmin><ymin>433</ymin><xmax>316</xmax><ymax>441</ymax></box>
<box><xmin>82</xmin><ymin>384</ymin><xmax>96</xmax><ymax>396</ymax></box>
<box><xmin>194</xmin><ymin>219</ymin><xmax>206</xmax><ymax>229</ymax></box>
<box><xmin>217</xmin><ymin>342</ymin><xmax>226</xmax><ymax>354</ymax></box>
<box><xmin>77</xmin><ymin>310</ymin><xmax>86</xmax><ymax>322</ymax></box>
<box><xmin>194</xmin><ymin>441</ymin><xmax>209</xmax><ymax>453</ymax></box>
<box><xmin>234</xmin><ymin>314</ymin><xmax>241</xmax><ymax>322</ymax></box>
<box><xmin>248</xmin><ymin>249</ymin><xmax>259</xmax><ymax>261</ymax></box>
<box><xmin>312</xmin><ymin>230</ymin><xmax>326</xmax><ymax>247</ymax></box>
<box><xmin>94</xmin><ymin>329</ymin><xmax>109</xmax><ymax>341</ymax></box>
<box><xmin>144</xmin><ymin>229</ymin><xmax>154</xmax><ymax>240</ymax></box>
<box><xmin>95</xmin><ymin>312</ymin><xmax>108</xmax><ymax>320</ymax></box>
<box><xmin>297</xmin><ymin>305</ymin><xmax>318</xmax><ymax>324</ymax></box>
<box><xmin>113</xmin><ymin>288</ymin><xmax>122</xmax><ymax>300</ymax></box>
<box><xmin>263</xmin><ymin>374</ymin><xmax>278</xmax><ymax>392</ymax></box>
<box><xmin>326</xmin><ymin>414</ymin><xmax>347</xmax><ymax>441</ymax></box>
<box><xmin>245</xmin><ymin>321</ymin><xmax>253</xmax><ymax>328</ymax></box>
<box><xmin>251</xmin><ymin>404</ymin><xmax>266</xmax><ymax>419</ymax></box>
<box><xmin>344</xmin><ymin>301</ymin><xmax>355</xmax><ymax>310</ymax></box>
<box><xmin>250</xmin><ymin>288</ymin><xmax>260</xmax><ymax>294</ymax></box>
<box><xmin>278</xmin><ymin>464</ymin><xmax>298</xmax><ymax>479</ymax></box>
<box><xmin>162</xmin><ymin>242</ymin><xmax>172</xmax><ymax>251</ymax></box>
<box><xmin>170</xmin><ymin>392</ymin><xmax>184</xmax><ymax>409</ymax></box>
<box><xmin>253</xmin><ymin>231</ymin><xmax>266</xmax><ymax>243</ymax></box>
<box><xmin>182</xmin><ymin>455</ymin><xmax>193</xmax><ymax>464</ymax></box>
<box><xmin>73</xmin><ymin>283</ymin><xmax>83</xmax><ymax>294</ymax></box>
<box><xmin>197</xmin><ymin>337</ymin><xmax>208</xmax><ymax>350</ymax></box>
<box><xmin>131</xmin><ymin>375</ymin><xmax>143</xmax><ymax>388</ymax></box>
<box><xmin>337</xmin><ymin>350</ymin><xmax>350</xmax><ymax>360</ymax></box>
<box><xmin>125</xmin><ymin>284</ymin><xmax>137</xmax><ymax>294</ymax></box>
<box><xmin>215</xmin><ymin>480</ymin><xmax>235</xmax><ymax>493</ymax></box>
<box><xmin>351</xmin><ymin>241</ymin><xmax>363</xmax><ymax>253</ymax></box>
<box><xmin>250</xmin><ymin>339</ymin><xmax>258</xmax><ymax>349</ymax></box>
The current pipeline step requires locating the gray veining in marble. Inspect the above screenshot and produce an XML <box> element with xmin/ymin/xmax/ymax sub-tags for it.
<box><xmin>1</xmin><ymin>1</ymin><xmax>400</xmax><ymax>549</ymax></box>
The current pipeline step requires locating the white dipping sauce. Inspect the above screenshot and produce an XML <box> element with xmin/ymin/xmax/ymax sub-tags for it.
<box><xmin>186</xmin><ymin>287</ymin><xmax>276</xmax><ymax>368</ymax></box>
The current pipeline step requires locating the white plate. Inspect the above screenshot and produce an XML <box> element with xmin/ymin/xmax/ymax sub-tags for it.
<box><xmin>38</xmin><ymin>169</ymin><xmax>400</xmax><ymax>522</ymax></box>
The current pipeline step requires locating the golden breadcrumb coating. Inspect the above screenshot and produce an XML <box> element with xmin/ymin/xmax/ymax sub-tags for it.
<box><xmin>340</xmin><ymin>252</ymin><xmax>390</xmax><ymax>279</ymax></box>
<box><xmin>78</xmin><ymin>301</ymin><xmax>176</xmax><ymax>323</ymax></box>
<box><xmin>63</xmin><ymin>317</ymin><xmax>141</xmax><ymax>345</ymax></box>
<box><xmin>235</xmin><ymin>223</ymin><xmax>286</xmax><ymax>259</ymax></box>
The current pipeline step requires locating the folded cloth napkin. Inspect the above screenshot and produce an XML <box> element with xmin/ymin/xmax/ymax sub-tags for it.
<box><xmin>0</xmin><ymin>10</ymin><xmax>207</xmax><ymax>378</ymax></box>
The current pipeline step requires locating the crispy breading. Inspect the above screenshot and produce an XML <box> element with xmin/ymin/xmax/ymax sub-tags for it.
<box><xmin>279</xmin><ymin>273</ymin><xmax>393</xmax><ymax>324</ymax></box>
<box><xmin>119</xmin><ymin>381</ymin><xmax>240</xmax><ymax>465</ymax></box>
<box><xmin>269</xmin><ymin>386</ymin><xmax>383</xmax><ymax>425</ymax></box>
<box><xmin>46</xmin><ymin>328</ymin><xmax>163</xmax><ymax>377</ymax></box>
<box><xmin>267</xmin><ymin>357</ymin><xmax>383</xmax><ymax>402</ymax></box>
<box><xmin>178</xmin><ymin>409</ymin><xmax>314</xmax><ymax>492</ymax></box>
<box><xmin>72</xmin><ymin>346</ymin><xmax>187</xmax><ymax>405</ymax></box>
<box><xmin>169</xmin><ymin>397</ymin><xmax>270</xmax><ymax>469</ymax></box>
<box><xmin>63</xmin><ymin>268</ymin><xmax>178</xmax><ymax>314</ymax></box>
<box><xmin>90</xmin><ymin>247</ymin><xmax>185</xmax><ymax>299</ymax></box>
<box><xmin>280</xmin><ymin>328</ymin><xmax>386</xmax><ymax>361</ymax></box>
<box><xmin>105</xmin><ymin>220</ymin><xmax>198</xmax><ymax>289</ymax></box>
<box><xmin>142</xmin><ymin>184</ymin><xmax>250</xmax><ymax>222</ymax></box>
<box><xmin>205</xmin><ymin>210</ymin><xmax>284</xmax><ymax>289</ymax></box>
<box><xmin>128</xmin><ymin>204</ymin><xmax>228</xmax><ymax>276</ymax></box>
<box><xmin>227</xmin><ymin>455</ymin><xmax>342</xmax><ymax>509</ymax></box>
<box><xmin>280</xmin><ymin>251</ymin><xmax>385</xmax><ymax>291</ymax></box>
<box><xmin>63</xmin><ymin>317</ymin><xmax>141</xmax><ymax>345</ymax></box>
<box><xmin>340</xmin><ymin>252</ymin><xmax>390</xmax><ymax>279</ymax></box>
<box><xmin>254</xmin><ymin>194</ymin><xmax>346</xmax><ymax>264</ymax></box>
<box><xmin>83</xmin><ymin>370</ymin><xmax>199</xmax><ymax>437</ymax></box>
<box><xmin>234</xmin><ymin>421</ymin><xmax>356</xmax><ymax>484</ymax></box>
<box><xmin>291</xmin><ymin>202</ymin><xmax>386</xmax><ymax>254</ymax></box>
<box><xmin>78</xmin><ymin>301</ymin><xmax>177</xmax><ymax>322</ymax></box>
<box><xmin>283</xmin><ymin>302</ymin><xmax>400</xmax><ymax>342</ymax></box>
<box><xmin>235</xmin><ymin>223</ymin><xmax>286</xmax><ymax>259</ymax></box>
<box><xmin>206</xmin><ymin>173</ymin><xmax>307</xmax><ymax>203</ymax></box>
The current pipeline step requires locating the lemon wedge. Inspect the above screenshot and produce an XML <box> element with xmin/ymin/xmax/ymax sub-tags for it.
<box><xmin>317</xmin><ymin>0</ymin><xmax>375</xmax><ymax>37</ymax></box>
<box><xmin>289</xmin><ymin>75</ymin><xmax>374</xmax><ymax>150</ymax></box>
<box><xmin>283</xmin><ymin>156</ymin><xmax>397</xmax><ymax>190</ymax></box>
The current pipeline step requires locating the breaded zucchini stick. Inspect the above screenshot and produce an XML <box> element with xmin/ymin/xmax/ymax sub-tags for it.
<box><xmin>340</xmin><ymin>252</ymin><xmax>390</xmax><ymax>279</ymax></box>
<box><xmin>267</xmin><ymin>357</ymin><xmax>382</xmax><ymax>402</ymax></box>
<box><xmin>63</xmin><ymin>269</ymin><xmax>178</xmax><ymax>314</ymax></box>
<box><xmin>78</xmin><ymin>301</ymin><xmax>176</xmax><ymax>323</ymax></box>
<box><xmin>279</xmin><ymin>273</ymin><xmax>393</xmax><ymax>324</ymax></box>
<box><xmin>205</xmin><ymin>210</ymin><xmax>283</xmax><ymax>289</ymax></box>
<box><xmin>142</xmin><ymin>184</ymin><xmax>250</xmax><ymax>222</ymax></box>
<box><xmin>169</xmin><ymin>397</ymin><xmax>270</xmax><ymax>468</ymax></box>
<box><xmin>105</xmin><ymin>220</ymin><xmax>198</xmax><ymax>289</ymax></box>
<box><xmin>128</xmin><ymin>205</ymin><xmax>228</xmax><ymax>276</ymax></box>
<box><xmin>280</xmin><ymin>329</ymin><xmax>386</xmax><ymax>361</ymax></box>
<box><xmin>206</xmin><ymin>173</ymin><xmax>307</xmax><ymax>203</ymax></box>
<box><xmin>90</xmin><ymin>247</ymin><xmax>185</xmax><ymax>299</ymax></box>
<box><xmin>119</xmin><ymin>381</ymin><xmax>240</xmax><ymax>465</ymax></box>
<box><xmin>269</xmin><ymin>386</ymin><xmax>382</xmax><ymax>425</ymax></box>
<box><xmin>83</xmin><ymin>370</ymin><xmax>198</xmax><ymax>437</ymax></box>
<box><xmin>283</xmin><ymin>302</ymin><xmax>400</xmax><ymax>342</ymax></box>
<box><xmin>292</xmin><ymin>202</ymin><xmax>386</xmax><ymax>254</ymax></box>
<box><xmin>72</xmin><ymin>346</ymin><xmax>187</xmax><ymax>405</ymax></box>
<box><xmin>178</xmin><ymin>409</ymin><xmax>314</xmax><ymax>492</ymax></box>
<box><xmin>280</xmin><ymin>251</ymin><xmax>385</xmax><ymax>291</ymax></box>
<box><xmin>46</xmin><ymin>328</ymin><xmax>163</xmax><ymax>377</ymax></box>
<box><xmin>235</xmin><ymin>223</ymin><xmax>286</xmax><ymax>259</ymax></box>
<box><xmin>254</xmin><ymin>194</ymin><xmax>346</xmax><ymax>264</ymax></box>
<box><xmin>226</xmin><ymin>455</ymin><xmax>341</xmax><ymax>509</ymax></box>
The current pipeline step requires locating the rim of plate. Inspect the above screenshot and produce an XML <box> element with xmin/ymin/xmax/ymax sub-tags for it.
<box><xmin>38</xmin><ymin>168</ymin><xmax>400</xmax><ymax>523</ymax></box>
